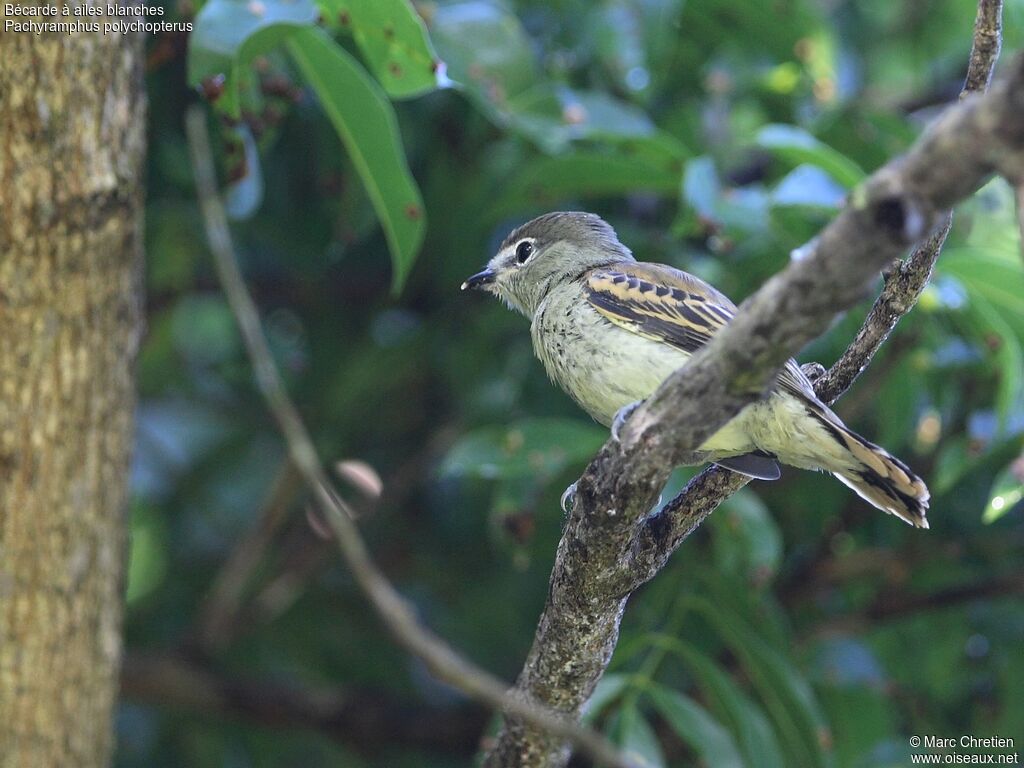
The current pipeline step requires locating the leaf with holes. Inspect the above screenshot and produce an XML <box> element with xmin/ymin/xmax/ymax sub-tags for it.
<box><xmin>188</xmin><ymin>0</ymin><xmax>318</xmax><ymax>117</ymax></box>
<box><xmin>647</xmin><ymin>685</ymin><xmax>745</xmax><ymax>768</ymax></box>
<box><xmin>318</xmin><ymin>0</ymin><xmax>442</xmax><ymax>98</ymax></box>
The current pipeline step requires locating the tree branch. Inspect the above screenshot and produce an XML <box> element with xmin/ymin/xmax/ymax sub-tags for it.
<box><xmin>485</xmin><ymin>6</ymin><xmax>1010</xmax><ymax>765</ymax></box>
<box><xmin>185</xmin><ymin>109</ymin><xmax>636</xmax><ymax>768</ymax></box>
<box><xmin>120</xmin><ymin>651</ymin><xmax>488</xmax><ymax>756</ymax></box>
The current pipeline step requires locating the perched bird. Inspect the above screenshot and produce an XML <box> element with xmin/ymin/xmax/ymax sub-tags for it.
<box><xmin>462</xmin><ymin>211</ymin><xmax>930</xmax><ymax>528</ymax></box>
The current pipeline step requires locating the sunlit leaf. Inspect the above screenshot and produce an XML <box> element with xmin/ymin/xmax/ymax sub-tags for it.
<box><xmin>647</xmin><ymin>685</ymin><xmax>745</xmax><ymax>768</ymax></box>
<box><xmin>755</xmin><ymin>124</ymin><xmax>865</xmax><ymax>189</ymax></box>
<box><xmin>318</xmin><ymin>0</ymin><xmax>442</xmax><ymax>98</ymax></box>
<box><xmin>441</xmin><ymin>418</ymin><xmax>607</xmax><ymax>479</ymax></box>
<box><xmin>982</xmin><ymin>462</ymin><xmax>1024</xmax><ymax>523</ymax></box>
<box><xmin>288</xmin><ymin>28</ymin><xmax>426</xmax><ymax>291</ymax></box>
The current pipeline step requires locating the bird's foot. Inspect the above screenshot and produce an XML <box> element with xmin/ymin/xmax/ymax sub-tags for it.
<box><xmin>611</xmin><ymin>400</ymin><xmax>643</xmax><ymax>443</ymax></box>
<box><xmin>560</xmin><ymin>481</ymin><xmax>578</xmax><ymax>514</ymax></box>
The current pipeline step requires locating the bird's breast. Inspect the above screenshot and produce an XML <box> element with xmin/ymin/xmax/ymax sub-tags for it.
<box><xmin>530</xmin><ymin>287</ymin><xmax>691</xmax><ymax>426</ymax></box>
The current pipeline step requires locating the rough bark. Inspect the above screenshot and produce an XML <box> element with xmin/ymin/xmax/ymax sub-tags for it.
<box><xmin>484</xmin><ymin>11</ymin><xmax>1013</xmax><ymax>767</ymax></box>
<box><xmin>0</xmin><ymin>11</ymin><xmax>145</xmax><ymax>767</ymax></box>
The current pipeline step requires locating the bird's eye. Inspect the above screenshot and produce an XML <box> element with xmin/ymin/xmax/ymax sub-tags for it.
<box><xmin>515</xmin><ymin>240</ymin><xmax>534</xmax><ymax>264</ymax></box>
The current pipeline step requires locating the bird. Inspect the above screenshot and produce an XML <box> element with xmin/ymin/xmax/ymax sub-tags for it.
<box><xmin>461</xmin><ymin>211</ymin><xmax>930</xmax><ymax>528</ymax></box>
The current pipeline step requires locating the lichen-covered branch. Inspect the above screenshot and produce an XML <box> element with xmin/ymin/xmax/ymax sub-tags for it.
<box><xmin>484</xmin><ymin>8</ymin><xmax>1011</xmax><ymax>765</ymax></box>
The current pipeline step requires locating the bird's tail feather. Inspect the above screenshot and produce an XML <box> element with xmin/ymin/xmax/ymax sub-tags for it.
<box><xmin>811</xmin><ymin>408</ymin><xmax>930</xmax><ymax>528</ymax></box>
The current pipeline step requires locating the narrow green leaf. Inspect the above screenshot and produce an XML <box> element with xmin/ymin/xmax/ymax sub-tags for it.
<box><xmin>607</xmin><ymin>704</ymin><xmax>666</xmax><ymax>768</ymax></box>
<box><xmin>288</xmin><ymin>28</ymin><xmax>426</xmax><ymax>292</ymax></box>
<box><xmin>690</xmin><ymin>598</ymin><xmax>833</xmax><ymax>767</ymax></box>
<box><xmin>647</xmin><ymin>685</ymin><xmax>745</xmax><ymax>768</ymax></box>
<box><xmin>942</xmin><ymin>249</ymin><xmax>1024</xmax><ymax>329</ymax></box>
<box><xmin>441</xmin><ymin>418</ymin><xmax>607</xmax><ymax>480</ymax></box>
<box><xmin>662</xmin><ymin>639</ymin><xmax>786</xmax><ymax>768</ymax></box>
<box><xmin>755</xmin><ymin>124</ymin><xmax>865</xmax><ymax>189</ymax></box>
<box><xmin>318</xmin><ymin>0</ymin><xmax>442</xmax><ymax>98</ymax></box>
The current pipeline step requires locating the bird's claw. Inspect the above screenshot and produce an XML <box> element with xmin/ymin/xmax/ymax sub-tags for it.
<box><xmin>560</xmin><ymin>481</ymin><xmax>578</xmax><ymax>514</ymax></box>
<box><xmin>611</xmin><ymin>400</ymin><xmax>643</xmax><ymax>443</ymax></box>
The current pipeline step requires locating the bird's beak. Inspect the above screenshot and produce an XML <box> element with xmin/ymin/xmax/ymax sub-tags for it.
<box><xmin>461</xmin><ymin>269</ymin><xmax>496</xmax><ymax>291</ymax></box>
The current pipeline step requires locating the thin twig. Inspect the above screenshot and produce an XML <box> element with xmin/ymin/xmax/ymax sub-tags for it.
<box><xmin>184</xmin><ymin>107</ymin><xmax>636</xmax><ymax>768</ymax></box>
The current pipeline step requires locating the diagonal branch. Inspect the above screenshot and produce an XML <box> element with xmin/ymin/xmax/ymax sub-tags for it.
<box><xmin>485</xmin><ymin>5</ymin><xmax>1010</xmax><ymax>765</ymax></box>
<box><xmin>185</xmin><ymin>109</ymin><xmax>636</xmax><ymax>768</ymax></box>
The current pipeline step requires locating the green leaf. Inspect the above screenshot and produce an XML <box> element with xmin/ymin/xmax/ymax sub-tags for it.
<box><xmin>662</xmin><ymin>639</ymin><xmax>785</xmax><ymax>768</ymax></box>
<box><xmin>982</xmin><ymin>462</ymin><xmax>1024</xmax><ymax>523</ymax></box>
<box><xmin>607</xmin><ymin>704</ymin><xmax>666</xmax><ymax>768</ymax></box>
<box><xmin>441</xmin><ymin>418</ymin><xmax>607</xmax><ymax>480</ymax></box>
<box><xmin>709</xmin><ymin>488</ymin><xmax>783</xmax><ymax>584</ymax></box>
<box><xmin>502</xmin><ymin>85</ymin><xmax>664</xmax><ymax>154</ymax></box>
<box><xmin>582</xmin><ymin>673</ymin><xmax>632</xmax><ymax>723</ymax></box>
<box><xmin>318</xmin><ymin>0</ymin><xmax>442</xmax><ymax>98</ymax></box>
<box><xmin>287</xmin><ymin>28</ymin><xmax>426</xmax><ymax>292</ymax></box>
<box><xmin>690</xmin><ymin>598</ymin><xmax>833</xmax><ymax>768</ymax></box>
<box><xmin>755</xmin><ymin>124</ymin><xmax>865</xmax><ymax>189</ymax></box>
<box><xmin>490</xmin><ymin>152</ymin><xmax>682</xmax><ymax>219</ymax></box>
<box><xmin>647</xmin><ymin>685</ymin><xmax>745</xmax><ymax>768</ymax></box>
<box><xmin>188</xmin><ymin>0</ymin><xmax>318</xmax><ymax>116</ymax></box>
<box><xmin>429</xmin><ymin>0</ymin><xmax>538</xmax><ymax>110</ymax></box>
<box><xmin>942</xmin><ymin>249</ymin><xmax>1024</xmax><ymax>330</ymax></box>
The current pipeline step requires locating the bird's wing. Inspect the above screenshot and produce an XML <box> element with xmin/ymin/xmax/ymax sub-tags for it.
<box><xmin>584</xmin><ymin>262</ymin><xmax>815</xmax><ymax>400</ymax></box>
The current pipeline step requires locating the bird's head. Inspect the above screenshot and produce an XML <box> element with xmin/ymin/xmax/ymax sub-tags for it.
<box><xmin>462</xmin><ymin>211</ymin><xmax>633</xmax><ymax>316</ymax></box>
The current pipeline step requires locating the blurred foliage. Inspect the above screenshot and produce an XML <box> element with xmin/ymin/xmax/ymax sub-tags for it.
<box><xmin>126</xmin><ymin>0</ymin><xmax>1024</xmax><ymax>765</ymax></box>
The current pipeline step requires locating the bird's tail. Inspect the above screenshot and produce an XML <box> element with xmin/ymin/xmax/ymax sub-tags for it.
<box><xmin>811</xmin><ymin>408</ymin><xmax>930</xmax><ymax>528</ymax></box>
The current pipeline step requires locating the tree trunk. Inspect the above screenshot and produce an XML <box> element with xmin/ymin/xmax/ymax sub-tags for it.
<box><xmin>0</xmin><ymin>12</ymin><xmax>145</xmax><ymax>767</ymax></box>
